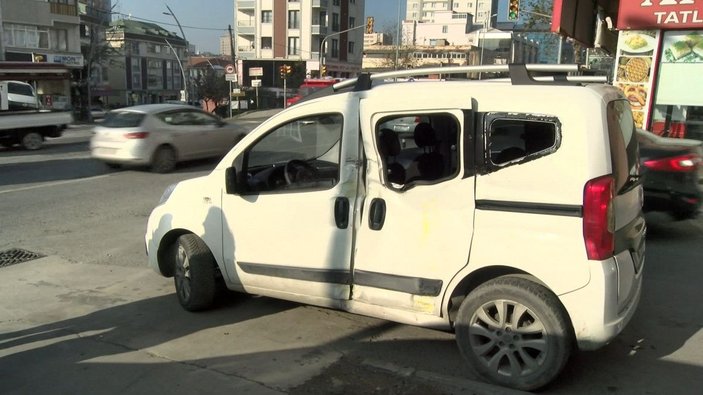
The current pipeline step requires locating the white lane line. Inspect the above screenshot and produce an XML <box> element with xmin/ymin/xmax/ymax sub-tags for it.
<box><xmin>0</xmin><ymin>173</ymin><xmax>114</xmax><ymax>195</ymax></box>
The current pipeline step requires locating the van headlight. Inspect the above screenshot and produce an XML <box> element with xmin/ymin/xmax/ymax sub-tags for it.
<box><xmin>159</xmin><ymin>183</ymin><xmax>178</xmax><ymax>205</ymax></box>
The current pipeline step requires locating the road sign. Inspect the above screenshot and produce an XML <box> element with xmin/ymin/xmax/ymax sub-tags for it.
<box><xmin>252</xmin><ymin>79</ymin><xmax>261</xmax><ymax>88</ymax></box>
<box><xmin>225</xmin><ymin>73</ymin><xmax>238</xmax><ymax>82</ymax></box>
<box><xmin>249</xmin><ymin>67</ymin><xmax>263</xmax><ymax>76</ymax></box>
<box><xmin>225</xmin><ymin>64</ymin><xmax>235</xmax><ymax>74</ymax></box>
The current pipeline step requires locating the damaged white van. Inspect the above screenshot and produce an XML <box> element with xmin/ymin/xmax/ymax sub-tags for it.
<box><xmin>145</xmin><ymin>64</ymin><xmax>646</xmax><ymax>391</ymax></box>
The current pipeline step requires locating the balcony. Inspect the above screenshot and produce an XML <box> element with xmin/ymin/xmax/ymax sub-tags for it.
<box><xmin>237</xmin><ymin>21</ymin><xmax>256</xmax><ymax>35</ymax></box>
<box><xmin>312</xmin><ymin>0</ymin><xmax>328</xmax><ymax>7</ymax></box>
<box><xmin>311</xmin><ymin>25</ymin><xmax>327</xmax><ymax>36</ymax></box>
<box><xmin>50</xmin><ymin>2</ymin><xmax>78</xmax><ymax>16</ymax></box>
<box><xmin>237</xmin><ymin>1</ymin><xmax>255</xmax><ymax>9</ymax></box>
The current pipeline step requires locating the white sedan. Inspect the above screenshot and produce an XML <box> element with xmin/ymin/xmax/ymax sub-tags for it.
<box><xmin>90</xmin><ymin>104</ymin><xmax>247</xmax><ymax>172</ymax></box>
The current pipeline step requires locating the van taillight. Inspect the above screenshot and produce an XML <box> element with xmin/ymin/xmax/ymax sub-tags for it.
<box><xmin>125</xmin><ymin>132</ymin><xmax>149</xmax><ymax>139</ymax></box>
<box><xmin>583</xmin><ymin>175</ymin><xmax>615</xmax><ymax>260</ymax></box>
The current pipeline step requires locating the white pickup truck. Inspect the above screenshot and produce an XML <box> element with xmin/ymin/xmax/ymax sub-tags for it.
<box><xmin>0</xmin><ymin>81</ymin><xmax>73</xmax><ymax>150</ymax></box>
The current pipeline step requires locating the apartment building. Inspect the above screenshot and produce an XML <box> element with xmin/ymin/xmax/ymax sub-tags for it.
<box><xmin>0</xmin><ymin>0</ymin><xmax>83</xmax><ymax>108</ymax></box>
<box><xmin>220</xmin><ymin>34</ymin><xmax>232</xmax><ymax>56</ymax></box>
<box><xmin>234</xmin><ymin>0</ymin><xmax>365</xmax><ymax>79</ymax></box>
<box><xmin>405</xmin><ymin>0</ymin><xmax>496</xmax><ymax>29</ymax></box>
<box><xmin>104</xmin><ymin>19</ymin><xmax>187</xmax><ymax>106</ymax></box>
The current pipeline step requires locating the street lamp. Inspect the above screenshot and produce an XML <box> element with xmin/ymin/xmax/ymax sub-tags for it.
<box><xmin>479</xmin><ymin>13</ymin><xmax>498</xmax><ymax>80</ymax></box>
<box><xmin>319</xmin><ymin>24</ymin><xmax>365</xmax><ymax>76</ymax></box>
<box><xmin>163</xmin><ymin>4</ymin><xmax>189</xmax><ymax>102</ymax></box>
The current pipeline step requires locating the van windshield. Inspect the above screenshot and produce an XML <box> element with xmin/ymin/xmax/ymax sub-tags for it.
<box><xmin>607</xmin><ymin>100</ymin><xmax>640</xmax><ymax>193</ymax></box>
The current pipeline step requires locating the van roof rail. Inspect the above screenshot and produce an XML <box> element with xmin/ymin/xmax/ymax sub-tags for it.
<box><xmin>335</xmin><ymin>63</ymin><xmax>601</xmax><ymax>92</ymax></box>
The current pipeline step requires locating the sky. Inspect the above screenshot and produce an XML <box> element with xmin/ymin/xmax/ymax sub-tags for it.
<box><xmin>111</xmin><ymin>0</ymin><xmax>406</xmax><ymax>54</ymax></box>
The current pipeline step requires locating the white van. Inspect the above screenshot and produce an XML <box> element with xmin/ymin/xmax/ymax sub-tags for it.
<box><xmin>145</xmin><ymin>64</ymin><xmax>646</xmax><ymax>391</ymax></box>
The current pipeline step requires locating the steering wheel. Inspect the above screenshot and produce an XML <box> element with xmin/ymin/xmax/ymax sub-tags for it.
<box><xmin>284</xmin><ymin>159</ymin><xmax>318</xmax><ymax>185</ymax></box>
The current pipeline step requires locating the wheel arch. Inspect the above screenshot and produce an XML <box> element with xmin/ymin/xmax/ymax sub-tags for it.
<box><xmin>157</xmin><ymin>229</ymin><xmax>198</xmax><ymax>277</ymax></box>
<box><xmin>152</xmin><ymin>143</ymin><xmax>179</xmax><ymax>161</ymax></box>
<box><xmin>446</xmin><ymin>265</ymin><xmax>552</xmax><ymax>325</ymax></box>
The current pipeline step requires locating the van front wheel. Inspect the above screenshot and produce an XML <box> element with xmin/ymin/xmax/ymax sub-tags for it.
<box><xmin>455</xmin><ymin>277</ymin><xmax>572</xmax><ymax>391</ymax></box>
<box><xmin>174</xmin><ymin>234</ymin><xmax>216</xmax><ymax>311</ymax></box>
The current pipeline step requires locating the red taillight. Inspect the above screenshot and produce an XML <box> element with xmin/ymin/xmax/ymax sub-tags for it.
<box><xmin>125</xmin><ymin>132</ymin><xmax>149</xmax><ymax>139</ymax></box>
<box><xmin>583</xmin><ymin>175</ymin><xmax>615</xmax><ymax>261</ymax></box>
<box><xmin>643</xmin><ymin>153</ymin><xmax>701</xmax><ymax>172</ymax></box>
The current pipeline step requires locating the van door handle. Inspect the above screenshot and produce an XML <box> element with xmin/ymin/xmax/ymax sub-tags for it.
<box><xmin>369</xmin><ymin>198</ymin><xmax>386</xmax><ymax>231</ymax></box>
<box><xmin>334</xmin><ymin>197</ymin><xmax>349</xmax><ymax>229</ymax></box>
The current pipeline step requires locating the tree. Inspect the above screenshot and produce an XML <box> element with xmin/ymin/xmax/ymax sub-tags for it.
<box><xmin>516</xmin><ymin>0</ymin><xmax>585</xmax><ymax>64</ymax></box>
<box><xmin>194</xmin><ymin>69</ymin><xmax>229</xmax><ymax>114</ymax></box>
<box><xmin>80</xmin><ymin>2</ymin><xmax>120</xmax><ymax>122</ymax></box>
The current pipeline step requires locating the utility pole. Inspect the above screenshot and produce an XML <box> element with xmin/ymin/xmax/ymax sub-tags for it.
<box><xmin>228</xmin><ymin>24</ymin><xmax>238</xmax><ymax>116</ymax></box>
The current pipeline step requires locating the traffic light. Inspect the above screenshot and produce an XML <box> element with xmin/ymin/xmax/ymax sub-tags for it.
<box><xmin>508</xmin><ymin>0</ymin><xmax>520</xmax><ymax>21</ymax></box>
<box><xmin>320</xmin><ymin>64</ymin><xmax>326</xmax><ymax>77</ymax></box>
<box><xmin>280</xmin><ymin>64</ymin><xmax>292</xmax><ymax>79</ymax></box>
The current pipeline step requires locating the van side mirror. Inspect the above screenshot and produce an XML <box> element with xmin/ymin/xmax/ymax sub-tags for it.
<box><xmin>225</xmin><ymin>166</ymin><xmax>239</xmax><ymax>194</ymax></box>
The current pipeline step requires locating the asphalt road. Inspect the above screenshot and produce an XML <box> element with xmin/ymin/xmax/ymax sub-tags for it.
<box><xmin>1</xmin><ymin>127</ymin><xmax>702</xmax><ymax>394</ymax></box>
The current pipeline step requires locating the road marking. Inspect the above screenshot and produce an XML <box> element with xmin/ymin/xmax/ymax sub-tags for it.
<box><xmin>0</xmin><ymin>173</ymin><xmax>114</xmax><ymax>195</ymax></box>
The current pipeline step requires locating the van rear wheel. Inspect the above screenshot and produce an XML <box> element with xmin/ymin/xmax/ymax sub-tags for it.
<box><xmin>455</xmin><ymin>277</ymin><xmax>572</xmax><ymax>391</ymax></box>
<box><xmin>174</xmin><ymin>234</ymin><xmax>216</xmax><ymax>311</ymax></box>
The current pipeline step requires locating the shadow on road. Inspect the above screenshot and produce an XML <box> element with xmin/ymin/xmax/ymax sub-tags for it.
<box><xmin>0</xmin><ymin>157</ymin><xmax>110</xmax><ymax>186</ymax></box>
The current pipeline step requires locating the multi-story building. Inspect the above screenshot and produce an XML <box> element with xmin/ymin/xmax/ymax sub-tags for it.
<box><xmin>405</xmin><ymin>0</ymin><xmax>496</xmax><ymax>29</ymax></box>
<box><xmin>0</xmin><ymin>0</ymin><xmax>83</xmax><ymax>108</ymax></box>
<box><xmin>104</xmin><ymin>19</ymin><xmax>187</xmax><ymax>106</ymax></box>
<box><xmin>234</xmin><ymin>0</ymin><xmax>365</xmax><ymax>80</ymax></box>
<box><xmin>220</xmin><ymin>34</ymin><xmax>232</xmax><ymax>56</ymax></box>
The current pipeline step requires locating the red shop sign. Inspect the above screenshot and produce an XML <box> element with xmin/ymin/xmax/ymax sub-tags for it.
<box><xmin>617</xmin><ymin>0</ymin><xmax>703</xmax><ymax>29</ymax></box>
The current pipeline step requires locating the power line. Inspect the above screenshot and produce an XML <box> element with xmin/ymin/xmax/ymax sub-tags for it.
<box><xmin>112</xmin><ymin>12</ymin><xmax>229</xmax><ymax>32</ymax></box>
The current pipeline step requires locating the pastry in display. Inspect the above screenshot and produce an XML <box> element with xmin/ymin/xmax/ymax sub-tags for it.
<box><xmin>671</xmin><ymin>41</ymin><xmax>692</xmax><ymax>59</ymax></box>
<box><xmin>693</xmin><ymin>41</ymin><xmax>703</xmax><ymax>58</ymax></box>
<box><xmin>625</xmin><ymin>34</ymin><xmax>648</xmax><ymax>50</ymax></box>
<box><xmin>624</xmin><ymin>58</ymin><xmax>649</xmax><ymax>82</ymax></box>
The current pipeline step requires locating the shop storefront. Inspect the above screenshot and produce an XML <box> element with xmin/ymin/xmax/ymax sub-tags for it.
<box><xmin>615</xmin><ymin>0</ymin><xmax>703</xmax><ymax>139</ymax></box>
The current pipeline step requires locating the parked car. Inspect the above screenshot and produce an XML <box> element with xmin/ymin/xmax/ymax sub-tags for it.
<box><xmin>637</xmin><ymin>129</ymin><xmax>703</xmax><ymax>220</ymax></box>
<box><xmin>90</xmin><ymin>104</ymin><xmax>247</xmax><ymax>173</ymax></box>
<box><xmin>145</xmin><ymin>64</ymin><xmax>645</xmax><ymax>391</ymax></box>
<box><xmin>90</xmin><ymin>106</ymin><xmax>107</xmax><ymax>120</ymax></box>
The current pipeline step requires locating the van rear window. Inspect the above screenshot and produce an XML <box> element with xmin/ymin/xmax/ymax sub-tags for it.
<box><xmin>607</xmin><ymin>100</ymin><xmax>639</xmax><ymax>193</ymax></box>
<box><xmin>102</xmin><ymin>112</ymin><xmax>146</xmax><ymax>128</ymax></box>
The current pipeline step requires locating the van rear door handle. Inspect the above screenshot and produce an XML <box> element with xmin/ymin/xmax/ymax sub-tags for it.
<box><xmin>369</xmin><ymin>198</ymin><xmax>386</xmax><ymax>231</ymax></box>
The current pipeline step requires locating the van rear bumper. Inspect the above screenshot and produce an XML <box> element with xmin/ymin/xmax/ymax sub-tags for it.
<box><xmin>559</xmin><ymin>250</ymin><xmax>644</xmax><ymax>351</ymax></box>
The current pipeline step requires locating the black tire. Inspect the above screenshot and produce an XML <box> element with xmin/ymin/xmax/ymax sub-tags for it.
<box><xmin>104</xmin><ymin>162</ymin><xmax>122</xmax><ymax>170</ymax></box>
<box><xmin>455</xmin><ymin>277</ymin><xmax>572</xmax><ymax>391</ymax></box>
<box><xmin>21</xmin><ymin>132</ymin><xmax>43</xmax><ymax>150</ymax></box>
<box><xmin>174</xmin><ymin>234</ymin><xmax>217</xmax><ymax>311</ymax></box>
<box><xmin>151</xmin><ymin>146</ymin><xmax>177</xmax><ymax>173</ymax></box>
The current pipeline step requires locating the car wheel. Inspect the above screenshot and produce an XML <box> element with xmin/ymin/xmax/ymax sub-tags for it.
<box><xmin>151</xmin><ymin>146</ymin><xmax>177</xmax><ymax>173</ymax></box>
<box><xmin>104</xmin><ymin>162</ymin><xmax>122</xmax><ymax>170</ymax></box>
<box><xmin>21</xmin><ymin>132</ymin><xmax>43</xmax><ymax>150</ymax></box>
<box><xmin>455</xmin><ymin>276</ymin><xmax>572</xmax><ymax>391</ymax></box>
<box><xmin>174</xmin><ymin>234</ymin><xmax>216</xmax><ymax>311</ymax></box>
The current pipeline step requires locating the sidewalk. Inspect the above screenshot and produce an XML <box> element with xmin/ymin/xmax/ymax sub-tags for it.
<box><xmin>0</xmin><ymin>256</ymin><xmax>281</xmax><ymax>395</ymax></box>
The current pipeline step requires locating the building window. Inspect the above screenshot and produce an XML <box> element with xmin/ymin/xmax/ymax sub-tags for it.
<box><xmin>3</xmin><ymin>24</ymin><xmax>49</xmax><ymax>50</ymax></box>
<box><xmin>349</xmin><ymin>16</ymin><xmax>355</xmax><ymax>28</ymax></box>
<box><xmin>288</xmin><ymin>37</ymin><xmax>300</xmax><ymax>55</ymax></box>
<box><xmin>442</xmin><ymin>25</ymin><xmax>448</xmax><ymax>33</ymax></box>
<box><xmin>348</xmin><ymin>41</ymin><xmax>355</xmax><ymax>54</ymax></box>
<box><xmin>131</xmin><ymin>58</ymin><xmax>142</xmax><ymax>90</ymax></box>
<box><xmin>333</xmin><ymin>0</ymin><xmax>340</xmax><ymax>5</ymax></box>
<box><xmin>261</xmin><ymin>37</ymin><xmax>272</xmax><ymax>49</ymax></box>
<box><xmin>261</xmin><ymin>10</ymin><xmax>272</xmax><ymax>23</ymax></box>
<box><xmin>147</xmin><ymin>59</ymin><xmax>163</xmax><ymax>90</ymax></box>
<box><xmin>319</xmin><ymin>11</ymin><xmax>327</xmax><ymax>27</ymax></box>
<box><xmin>331</xmin><ymin>39</ymin><xmax>339</xmax><ymax>58</ymax></box>
<box><xmin>50</xmin><ymin>29</ymin><xmax>68</xmax><ymax>51</ymax></box>
<box><xmin>288</xmin><ymin>10</ymin><xmax>300</xmax><ymax>29</ymax></box>
<box><xmin>332</xmin><ymin>13</ymin><xmax>340</xmax><ymax>31</ymax></box>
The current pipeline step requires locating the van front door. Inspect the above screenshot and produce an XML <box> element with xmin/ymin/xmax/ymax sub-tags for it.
<box><xmin>352</xmin><ymin>105</ymin><xmax>475</xmax><ymax>316</ymax></box>
<box><xmin>221</xmin><ymin>109</ymin><xmax>360</xmax><ymax>302</ymax></box>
